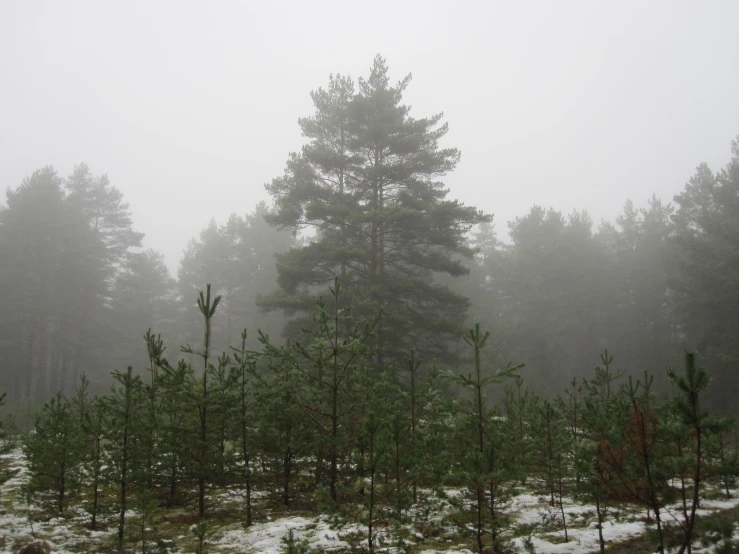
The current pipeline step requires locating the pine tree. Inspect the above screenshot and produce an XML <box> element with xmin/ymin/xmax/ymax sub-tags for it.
<box><xmin>485</xmin><ymin>406</ymin><xmax>518</xmax><ymax>546</ymax></box>
<box><xmin>443</xmin><ymin>324</ymin><xmax>521</xmax><ymax>553</ymax></box>
<box><xmin>611</xmin><ymin>197</ymin><xmax>676</xmax><ymax>377</ymax></box>
<box><xmin>263</xmin><ymin>73</ymin><xmax>357</xmax><ymax>287</ymax></box>
<box><xmin>405</xmin><ymin>350</ymin><xmax>421</xmax><ymax>504</ymax></box>
<box><xmin>178</xmin><ymin>221</ymin><xmax>234</xmax><ymax>350</ymax></box>
<box><xmin>419</xmin><ymin>363</ymin><xmax>458</xmax><ymax>488</ymax></box>
<box><xmin>210</xmin><ymin>352</ymin><xmax>236</xmax><ymax>481</ymax></box>
<box><xmin>261</xmin><ymin>278</ymin><xmax>379</xmax><ymax>504</ymax></box>
<box><xmin>138</xmin><ymin>328</ymin><xmax>167</xmax><ymax>490</ymax></box>
<box><xmin>532</xmin><ymin>401</ymin><xmax>570</xmax><ymax>541</ymax></box>
<box><xmin>263</xmin><ymin>55</ymin><xmax>488</xmax><ymax>365</ymax></box>
<box><xmin>64</xmin><ymin>164</ymin><xmax>144</xmax><ymax>392</ymax></box>
<box><xmin>24</xmin><ymin>392</ymin><xmax>85</xmax><ymax>513</ymax></box>
<box><xmin>362</xmin><ymin>410</ymin><xmax>388</xmax><ymax>554</ymax></box>
<box><xmin>0</xmin><ymin>167</ymin><xmax>93</xmax><ymax>400</ymax></box>
<box><xmin>136</xmin><ymin>489</ymin><xmax>158</xmax><ymax>554</ymax></box>
<box><xmin>229</xmin><ymin>329</ymin><xmax>258</xmax><ymax>525</ymax></box>
<box><xmin>667</xmin><ymin>351</ymin><xmax>711</xmax><ymax>554</ymax></box>
<box><xmin>556</xmin><ymin>378</ymin><xmax>585</xmax><ymax>493</ymax></box>
<box><xmin>709</xmin><ymin>417</ymin><xmax>738</xmax><ymax>499</ymax></box>
<box><xmin>501</xmin><ymin>206</ymin><xmax>612</xmax><ymax>393</ymax></box>
<box><xmin>622</xmin><ymin>372</ymin><xmax>668</xmax><ymax>553</ymax></box>
<box><xmin>671</xmin><ymin>139</ymin><xmax>739</xmax><ymax>409</ymax></box>
<box><xmin>111</xmin><ymin>252</ymin><xmax>177</xmax><ymax>372</ymax></box>
<box><xmin>581</xmin><ymin>350</ymin><xmax>626</xmax><ymax>554</ymax></box>
<box><xmin>503</xmin><ymin>376</ymin><xmax>537</xmax><ymax>484</ymax></box>
<box><xmin>0</xmin><ymin>164</ymin><xmax>144</xmax><ymax>401</ymax></box>
<box><xmin>177</xmin><ymin>204</ymin><xmax>294</xmax><ymax>352</ymax></box>
<box><xmin>256</xmin><ymin>335</ymin><xmax>312</xmax><ymax>507</ymax></box>
<box><xmin>105</xmin><ymin>366</ymin><xmax>145</xmax><ymax>548</ymax></box>
<box><xmin>82</xmin><ymin>398</ymin><xmax>106</xmax><ymax>530</ymax></box>
<box><xmin>181</xmin><ymin>283</ymin><xmax>222</xmax><ymax>519</ymax></box>
<box><xmin>157</xmin><ymin>358</ymin><xmax>192</xmax><ymax>507</ymax></box>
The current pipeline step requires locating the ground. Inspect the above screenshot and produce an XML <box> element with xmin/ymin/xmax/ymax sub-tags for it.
<box><xmin>1</xmin><ymin>450</ymin><xmax>737</xmax><ymax>554</ymax></box>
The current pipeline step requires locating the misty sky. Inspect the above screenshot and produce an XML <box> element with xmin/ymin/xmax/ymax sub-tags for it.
<box><xmin>2</xmin><ymin>0</ymin><xmax>738</xmax><ymax>274</ymax></box>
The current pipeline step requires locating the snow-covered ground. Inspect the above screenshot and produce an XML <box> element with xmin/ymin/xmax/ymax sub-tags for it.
<box><xmin>1</xmin><ymin>448</ymin><xmax>738</xmax><ymax>553</ymax></box>
<box><xmin>215</xmin><ymin>516</ymin><xmax>357</xmax><ymax>553</ymax></box>
<box><xmin>0</xmin><ymin>449</ymin><xmax>92</xmax><ymax>553</ymax></box>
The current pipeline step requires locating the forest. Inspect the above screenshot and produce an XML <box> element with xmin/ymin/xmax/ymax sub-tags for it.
<box><xmin>1</xmin><ymin>56</ymin><xmax>739</xmax><ymax>554</ymax></box>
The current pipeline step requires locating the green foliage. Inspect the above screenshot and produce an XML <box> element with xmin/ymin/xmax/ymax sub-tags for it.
<box><xmin>699</xmin><ymin>516</ymin><xmax>739</xmax><ymax>553</ymax></box>
<box><xmin>708</xmin><ymin>417</ymin><xmax>739</xmax><ymax>497</ymax></box>
<box><xmin>23</xmin><ymin>392</ymin><xmax>85</xmax><ymax>513</ymax></box>
<box><xmin>191</xmin><ymin>520</ymin><xmax>208</xmax><ymax>554</ymax></box>
<box><xmin>0</xmin><ymin>164</ymin><xmax>146</xmax><ymax>402</ymax></box>
<box><xmin>521</xmin><ymin>535</ymin><xmax>538</xmax><ymax>554</ymax></box>
<box><xmin>0</xmin><ymin>392</ymin><xmax>20</xmax><ymax>488</ymax></box>
<box><xmin>444</xmin><ymin>323</ymin><xmax>522</xmax><ymax>554</ymax></box>
<box><xmin>672</xmin><ymin>141</ymin><xmax>739</xmax><ymax>393</ymax></box>
<box><xmin>362</xmin><ymin>409</ymin><xmax>389</xmax><ymax>552</ymax></box>
<box><xmin>111</xmin><ymin>251</ymin><xmax>177</xmax><ymax>372</ymax></box>
<box><xmin>81</xmin><ymin>396</ymin><xmax>106</xmax><ymax>529</ymax></box>
<box><xmin>260</xmin><ymin>277</ymin><xmax>379</xmax><ymax>505</ymax></box>
<box><xmin>263</xmin><ymin>56</ymin><xmax>488</xmax><ymax>363</ymax></box>
<box><xmin>418</xmin><ymin>363</ymin><xmax>460</xmax><ymax>486</ymax></box>
<box><xmin>105</xmin><ymin>366</ymin><xmax>146</xmax><ymax>546</ymax></box>
<box><xmin>667</xmin><ymin>351</ymin><xmax>710</xmax><ymax>429</ymax></box>
<box><xmin>178</xmin><ymin>202</ymin><xmax>295</xmax><ymax>352</ymax></box>
<box><xmin>503</xmin><ymin>376</ymin><xmax>538</xmax><ymax>484</ymax></box>
<box><xmin>0</xmin><ymin>393</ymin><xmax>11</xmax><ymax>451</ymax></box>
<box><xmin>280</xmin><ymin>529</ymin><xmax>310</xmax><ymax>554</ymax></box>
<box><xmin>580</xmin><ymin>351</ymin><xmax>627</xmax><ymax>554</ymax></box>
<box><xmin>229</xmin><ymin>328</ymin><xmax>258</xmax><ymax>525</ymax></box>
<box><xmin>4</xmin><ymin>61</ymin><xmax>739</xmax><ymax>554</ymax></box>
<box><xmin>7</xmin><ymin>284</ymin><xmax>739</xmax><ymax>554</ymax></box>
<box><xmin>531</xmin><ymin>401</ymin><xmax>570</xmax><ymax>541</ymax></box>
<box><xmin>137</xmin><ymin>488</ymin><xmax>158</xmax><ymax>554</ymax></box>
<box><xmin>667</xmin><ymin>351</ymin><xmax>713</xmax><ymax>553</ymax></box>
<box><xmin>179</xmin><ymin>283</ymin><xmax>231</xmax><ymax>518</ymax></box>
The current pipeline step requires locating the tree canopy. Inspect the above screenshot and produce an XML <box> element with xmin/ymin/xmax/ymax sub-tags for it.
<box><xmin>261</xmin><ymin>55</ymin><xmax>488</xmax><ymax>364</ymax></box>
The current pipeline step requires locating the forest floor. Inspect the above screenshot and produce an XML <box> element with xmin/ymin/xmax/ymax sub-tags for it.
<box><xmin>1</xmin><ymin>449</ymin><xmax>738</xmax><ymax>554</ymax></box>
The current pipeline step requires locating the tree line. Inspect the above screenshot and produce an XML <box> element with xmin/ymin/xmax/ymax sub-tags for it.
<box><xmin>455</xmin><ymin>140</ymin><xmax>739</xmax><ymax>411</ymax></box>
<box><xmin>0</xmin><ymin>166</ymin><xmax>294</xmax><ymax>403</ymax></box>
<box><xmin>1</xmin><ymin>54</ymin><xmax>738</xmax><ymax>414</ymax></box>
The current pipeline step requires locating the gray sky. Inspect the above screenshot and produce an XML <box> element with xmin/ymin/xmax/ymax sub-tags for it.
<box><xmin>2</xmin><ymin>0</ymin><xmax>738</xmax><ymax>274</ymax></box>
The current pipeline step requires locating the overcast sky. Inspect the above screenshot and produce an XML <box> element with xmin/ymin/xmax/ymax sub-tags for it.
<box><xmin>2</xmin><ymin>0</ymin><xmax>738</xmax><ymax>274</ymax></box>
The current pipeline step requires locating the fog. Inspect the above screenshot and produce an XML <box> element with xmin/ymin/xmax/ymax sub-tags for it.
<box><xmin>4</xmin><ymin>7</ymin><xmax>739</xmax><ymax>548</ymax></box>
<box><xmin>3</xmin><ymin>0</ymin><xmax>738</xmax><ymax>272</ymax></box>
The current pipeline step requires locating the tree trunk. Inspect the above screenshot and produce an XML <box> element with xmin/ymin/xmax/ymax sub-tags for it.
<box><xmin>595</xmin><ymin>486</ymin><xmax>605</xmax><ymax>554</ymax></box>
<box><xmin>91</xmin><ymin>438</ymin><xmax>101</xmax><ymax>529</ymax></box>
<box><xmin>58</xmin><ymin>462</ymin><xmax>65</xmax><ymax>513</ymax></box>
<box><xmin>677</xmin><ymin>428</ymin><xmax>702</xmax><ymax>554</ymax></box>
<box><xmin>283</xmin><ymin>445</ymin><xmax>292</xmax><ymax>507</ymax></box>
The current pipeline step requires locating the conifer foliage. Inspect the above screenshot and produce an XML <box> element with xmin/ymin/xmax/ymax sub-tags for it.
<box><xmin>23</xmin><ymin>393</ymin><xmax>85</xmax><ymax>514</ymax></box>
<box><xmin>262</xmin><ymin>55</ymin><xmax>489</xmax><ymax>363</ymax></box>
<box><xmin>3</xmin><ymin>59</ymin><xmax>739</xmax><ymax>554</ymax></box>
<box><xmin>6</xmin><ymin>279</ymin><xmax>738</xmax><ymax>554</ymax></box>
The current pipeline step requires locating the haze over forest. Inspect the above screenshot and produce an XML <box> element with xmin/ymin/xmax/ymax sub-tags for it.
<box><xmin>3</xmin><ymin>1</ymin><xmax>739</xmax><ymax>272</ymax></box>
<box><xmin>5</xmin><ymin>4</ymin><xmax>739</xmax><ymax>554</ymax></box>
<box><xmin>2</xmin><ymin>1</ymin><xmax>739</xmax><ymax>410</ymax></box>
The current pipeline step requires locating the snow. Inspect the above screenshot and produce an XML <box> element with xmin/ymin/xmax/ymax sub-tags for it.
<box><xmin>0</xmin><ymin>449</ymin><xmax>115</xmax><ymax>554</ymax></box>
<box><xmin>2</xmin><ymin>447</ymin><xmax>739</xmax><ymax>553</ymax></box>
<box><xmin>214</xmin><ymin>515</ymin><xmax>356</xmax><ymax>553</ymax></box>
<box><xmin>420</xmin><ymin>550</ymin><xmax>474</xmax><ymax>554</ymax></box>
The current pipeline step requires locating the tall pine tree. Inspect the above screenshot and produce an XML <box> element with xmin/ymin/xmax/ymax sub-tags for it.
<box><xmin>263</xmin><ymin>55</ymin><xmax>488</xmax><ymax>365</ymax></box>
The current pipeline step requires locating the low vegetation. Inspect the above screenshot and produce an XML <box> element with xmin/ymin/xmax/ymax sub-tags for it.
<box><xmin>1</xmin><ymin>281</ymin><xmax>738</xmax><ymax>554</ymax></box>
